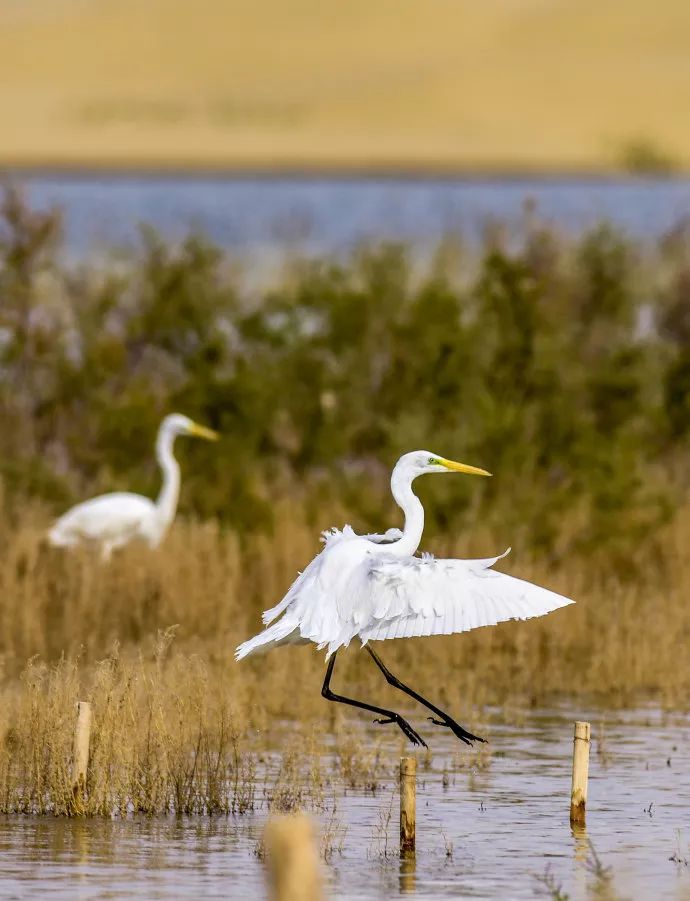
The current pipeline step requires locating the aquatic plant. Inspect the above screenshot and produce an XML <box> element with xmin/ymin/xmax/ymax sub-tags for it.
<box><xmin>534</xmin><ymin>866</ymin><xmax>570</xmax><ymax>901</ymax></box>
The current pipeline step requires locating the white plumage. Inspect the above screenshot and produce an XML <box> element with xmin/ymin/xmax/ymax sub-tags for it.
<box><xmin>48</xmin><ymin>413</ymin><xmax>218</xmax><ymax>560</ymax></box>
<box><xmin>236</xmin><ymin>450</ymin><xmax>574</xmax><ymax>661</ymax></box>
<box><xmin>358</xmin><ymin>550</ymin><xmax>568</xmax><ymax>642</ymax></box>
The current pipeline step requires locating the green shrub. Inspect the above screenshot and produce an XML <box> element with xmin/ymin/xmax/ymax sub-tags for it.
<box><xmin>1</xmin><ymin>185</ymin><xmax>688</xmax><ymax>565</ymax></box>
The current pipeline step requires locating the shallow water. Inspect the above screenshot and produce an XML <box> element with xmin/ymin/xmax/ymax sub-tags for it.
<box><xmin>15</xmin><ymin>174</ymin><xmax>690</xmax><ymax>269</ymax></box>
<box><xmin>1</xmin><ymin>705</ymin><xmax>689</xmax><ymax>899</ymax></box>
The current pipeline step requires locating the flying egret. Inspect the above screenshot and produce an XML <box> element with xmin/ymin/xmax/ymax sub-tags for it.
<box><xmin>236</xmin><ymin>450</ymin><xmax>574</xmax><ymax>747</ymax></box>
<box><xmin>48</xmin><ymin>413</ymin><xmax>218</xmax><ymax>560</ymax></box>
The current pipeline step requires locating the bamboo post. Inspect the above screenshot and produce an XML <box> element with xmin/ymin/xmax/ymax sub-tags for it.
<box><xmin>70</xmin><ymin>701</ymin><xmax>92</xmax><ymax>814</ymax></box>
<box><xmin>400</xmin><ymin>756</ymin><xmax>417</xmax><ymax>857</ymax></box>
<box><xmin>264</xmin><ymin>813</ymin><xmax>323</xmax><ymax>901</ymax></box>
<box><xmin>570</xmin><ymin>721</ymin><xmax>591</xmax><ymax>826</ymax></box>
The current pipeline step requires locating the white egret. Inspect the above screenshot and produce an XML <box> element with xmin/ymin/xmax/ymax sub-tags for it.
<box><xmin>48</xmin><ymin>413</ymin><xmax>218</xmax><ymax>560</ymax></box>
<box><xmin>236</xmin><ymin>450</ymin><xmax>574</xmax><ymax>747</ymax></box>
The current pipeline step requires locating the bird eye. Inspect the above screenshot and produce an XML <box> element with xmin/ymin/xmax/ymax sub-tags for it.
<box><xmin>428</xmin><ymin>456</ymin><xmax>437</xmax><ymax>465</ymax></box>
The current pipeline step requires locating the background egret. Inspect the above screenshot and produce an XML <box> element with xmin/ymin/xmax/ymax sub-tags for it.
<box><xmin>48</xmin><ymin>414</ymin><xmax>218</xmax><ymax>560</ymax></box>
<box><xmin>237</xmin><ymin>450</ymin><xmax>574</xmax><ymax>747</ymax></box>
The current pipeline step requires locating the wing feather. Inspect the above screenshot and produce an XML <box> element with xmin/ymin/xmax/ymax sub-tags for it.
<box><xmin>241</xmin><ymin>533</ymin><xmax>573</xmax><ymax>663</ymax></box>
<box><xmin>358</xmin><ymin>551</ymin><xmax>573</xmax><ymax>643</ymax></box>
<box><xmin>262</xmin><ymin>525</ymin><xmax>401</xmax><ymax>627</ymax></box>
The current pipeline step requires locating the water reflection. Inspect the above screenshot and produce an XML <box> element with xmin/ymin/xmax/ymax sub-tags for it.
<box><xmin>570</xmin><ymin>823</ymin><xmax>589</xmax><ymax>900</ymax></box>
<box><xmin>399</xmin><ymin>855</ymin><xmax>416</xmax><ymax>894</ymax></box>
<box><xmin>571</xmin><ymin>823</ymin><xmax>589</xmax><ymax>863</ymax></box>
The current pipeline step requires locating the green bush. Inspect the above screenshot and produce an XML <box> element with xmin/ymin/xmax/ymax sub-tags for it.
<box><xmin>2</xmin><ymin>185</ymin><xmax>689</xmax><ymax>565</ymax></box>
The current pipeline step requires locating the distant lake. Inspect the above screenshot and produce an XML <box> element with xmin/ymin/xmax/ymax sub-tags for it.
<box><xmin>11</xmin><ymin>172</ymin><xmax>690</xmax><ymax>269</ymax></box>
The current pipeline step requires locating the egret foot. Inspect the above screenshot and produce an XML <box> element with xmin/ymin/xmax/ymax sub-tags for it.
<box><xmin>374</xmin><ymin>715</ymin><xmax>428</xmax><ymax>748</ymax></box>
<box><xmin>364</xmin><ymin>646</ymin><xmax>485</xmax><ymax>746</ymax></box>
<box><xmin>427</xmin><ymin>716</ymin><xmax>486</xmax><ymax>746</ymax></box>
<box><xmin>321</xmin><ymin>651</ymin><xmax>429</xmax><ymax>746</ymax></box>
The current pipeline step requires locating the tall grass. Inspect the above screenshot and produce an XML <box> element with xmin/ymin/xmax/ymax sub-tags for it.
<box><xmin>0</xmin><ymin>499</ymin><xmax>689</xmax><ymax>815</ymax></box>
<box><xmin>2</xmin><ymin>502</ymin><xmax>690</xmax><ymax>708</ymax></box>
<box><xmin>1</xmin><ymin>500</ymin><xmax>690</xmax><ymax>815</ymax></box>
<box><xmin>0</xmin><ymin>637</ymin><xmax>257</xmax><ymax>816</ymax></box>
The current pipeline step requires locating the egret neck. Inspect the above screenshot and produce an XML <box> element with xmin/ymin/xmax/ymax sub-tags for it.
<box><xmin>389</xmin><ymin>465</ymin><xmax>424</xmax><ymax>557</ymax></box>
<box><xmin>155</xmin><ymin>423</ymin><xmax>181</xmax><ymax>533</ymax></box>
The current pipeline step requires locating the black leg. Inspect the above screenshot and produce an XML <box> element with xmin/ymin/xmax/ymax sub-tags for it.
<box><xmin>322</xmin><ymin>652</ymin><xmax>427</xmax><ymax>748</ymax></box>
<box><xmin>364</xmin><ymin>645</ymin><xmax>486</xmax><ymax>746</ymax></box>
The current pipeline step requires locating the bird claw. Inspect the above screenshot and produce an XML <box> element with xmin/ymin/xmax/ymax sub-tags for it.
<box><xmin>374</xmin><ymin>715</ymin><xmax>428</xmax><ymax>748</ymax></box>
<box><xmin>427</xmin><ymin>716</ymin><xmax>486</xmax><ymax>746</ymax></box>
<box><xmin>401</xmin><ymin>723</ymin><xmax>428</xmax><ymax>749</ymax></box>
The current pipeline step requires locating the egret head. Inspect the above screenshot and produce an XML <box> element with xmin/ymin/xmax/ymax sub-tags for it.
<box><xmin>394</xmin><ymin>450</ymin><xmax>491</xmax><ymax>480</ymax></box>
<box><xmin>160</xmin><ymin>413</ymin><xmax>219</xmax><ymax>442</ymax></box>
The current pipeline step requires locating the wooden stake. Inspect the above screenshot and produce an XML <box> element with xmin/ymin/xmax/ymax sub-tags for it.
<box><xmin>70</xmin><ymin>701</ymin><xmax>92</xmax><ymax>815</ymax></box>
<box><xmin>400</xmin><ymin>756</ymin><xmax>417</xmax><ymax>857</ymax></box>
<box><xmin>264</xmin><ymin>813</ymin><xmax>323</xmax><ymax>901</ymax></box>
<box><xmin>570</xmin><ymin>721</ymin><xmax>590</xmax><ymax>826</ymax></box>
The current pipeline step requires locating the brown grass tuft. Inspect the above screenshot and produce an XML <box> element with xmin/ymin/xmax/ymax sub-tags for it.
<box><xmin>0</xmin><ymin>500</ymin><xmax>690</xmax><ymax>815</ymax></box>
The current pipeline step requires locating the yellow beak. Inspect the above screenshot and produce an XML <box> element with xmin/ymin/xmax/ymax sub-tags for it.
<box><xmin>438</xmin><ymin>457</ymin><xmax>492</xmax><ymax>477</ymax></box>
<box><xmin>189</xmin><ymin>422</ymin><xmax>219</xmax><ymax>441</ymax></box>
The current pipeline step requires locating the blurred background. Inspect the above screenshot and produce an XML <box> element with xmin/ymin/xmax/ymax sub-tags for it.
<box><xmin>2</xmin><ymin>0</ymin><xmax>690</xmax><ymax>172</ymax></box>
<box><xmin>2</xmin><ymin>0</ymin><xmax>690</xmax><ymax>546</ymax></box>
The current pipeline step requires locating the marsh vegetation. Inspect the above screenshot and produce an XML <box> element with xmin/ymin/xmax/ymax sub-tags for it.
<box><xmin>2</xmin><ymin>187</ymin><xmax>690</xmax><ymax>821</ymax></box>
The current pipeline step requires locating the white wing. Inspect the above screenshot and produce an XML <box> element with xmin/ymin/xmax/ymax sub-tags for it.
<box><xmin>239</xmin><ymin>529</ymin><xmax>374</xmax><ymax>658</ymax></box>
<box><xmin>259</xmin><ymin>547</ymin><xmax>324</xmax><ymax>626</ymax></box>
<box><xmin>357</xmin><ymin>550</ymin><xmax>574</xmax><ymax>643</ymax></box>
<box><xmin>238</xmin><ymin>534</ymin><xmax>573</xmax><ymax>662</ymax></box>
<box><xmin>49</xmin><ymin>492</ymin><xmax>155</xmax><ymax>545</ymax></box>
<box><xmin>259</xmin><ymin>525</ymin><xmax>400</xmax><ymax>627</ymax></box>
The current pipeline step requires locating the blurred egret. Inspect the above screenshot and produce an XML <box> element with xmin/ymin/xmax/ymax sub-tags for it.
<box><xmin>236</xmin><ymin>450</ymin><xmax>574</xmax><ymax>747</ymax></box>
<box><xmin>48</xmin><ymin>414</ymin><xmax>218</xmax><ymax>560</ymax></box>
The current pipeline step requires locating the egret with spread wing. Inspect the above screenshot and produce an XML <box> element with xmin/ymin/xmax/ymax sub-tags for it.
<box><xmin>48</xmin><ymin>413</ymin><xmax>218</xmax><ymax>560</ymax></box>
<box><xmin>236</xmin><ymin>450</ymin><xmax>574</xmax><ymax>747</ymax></box>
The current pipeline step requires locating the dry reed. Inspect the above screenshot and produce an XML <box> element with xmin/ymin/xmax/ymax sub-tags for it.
<box><xmin>3</xmin><ymin>500</ymin><xmax>690</xmax><ymax>706</ymax></box>
<box><xmin>0</xmin><ymin>507</ymin><xmax>690</xmax><ymax>704</ymax></box>
<box><xmin>0</xmin><ymin>498</ymin><xmax>690</xmax><ymax>815</ymax></box>
<box><xmin>0</xmin><ymin>634</ymin><xmax>258</xmax><ymax>816</ymax></box>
